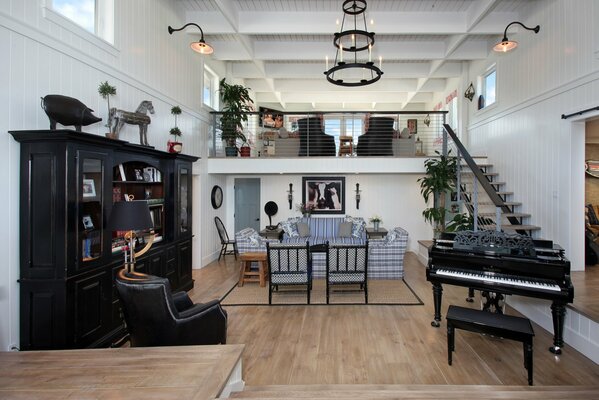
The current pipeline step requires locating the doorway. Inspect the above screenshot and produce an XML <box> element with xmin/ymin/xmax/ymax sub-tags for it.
<box><xmin>235</xmin><ymin>178</ymin><xmax>261</xmax><ymax>233</ymax></box>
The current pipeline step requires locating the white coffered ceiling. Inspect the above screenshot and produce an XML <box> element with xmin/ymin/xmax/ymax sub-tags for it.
<box><xmin>175</xmin><ymin>0</ymin><xmax>531</xmax><ymax>111</ymax></box>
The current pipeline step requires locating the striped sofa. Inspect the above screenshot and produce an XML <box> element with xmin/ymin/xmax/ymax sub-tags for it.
<box><xmin>235</xmin><ymin>217</ymin><xmax>408</xmax><ymax>279</ymax></box>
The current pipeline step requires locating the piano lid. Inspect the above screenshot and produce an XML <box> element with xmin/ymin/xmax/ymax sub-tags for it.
<box><xmin>437</xmin><ymin>230</ymin><xmax>537</xmax><ymax>258</ymax></box>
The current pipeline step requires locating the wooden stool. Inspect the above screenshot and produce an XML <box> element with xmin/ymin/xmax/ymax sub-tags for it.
<box><xmin>338</xmin><ymin>136</ymin><xmax>353</xmax><ymax>156</ymax></box>
<box><xmin>446</xmin><ymin>305</ymin><xmax>535</xmax><ymax>386</ymax></box>
<box><xmin>239</xmin><ymin>252</ymin><xmax>268</xmax><ymax>287</ymax></box>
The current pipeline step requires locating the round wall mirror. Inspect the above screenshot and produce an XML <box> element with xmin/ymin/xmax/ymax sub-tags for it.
<box><xmin>264</xmin><ymin>201</ymin><xmax>278</xmax><ymax>229</ymax></box>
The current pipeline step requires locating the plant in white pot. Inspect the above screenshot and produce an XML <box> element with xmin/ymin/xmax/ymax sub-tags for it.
<box><xmin>219</xmin><ymin>78</ymin><xmax>254</xmax><ymax>157</ymax></box>
<box><xmin>168</xmin><ymin>106</ymin><xmax>182</xmax><ymax>153</ymax></box>
<box><xmin>369</xmin><ymin>215</ymin><xmax>383</xmax><ymax>231</ymax></box>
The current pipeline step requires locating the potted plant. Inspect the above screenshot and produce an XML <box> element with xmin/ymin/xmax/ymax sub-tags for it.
<box><xmin>98</xmin><ymin>81</ymin><xmax>116</xmax><ymax>138</ymax></box>
<box><xmin>445</xmin><ymin>213</ymin><xmax>474</xmax><ymax>232</ymax></box>
<box><xmin>219</xmin><ymin>78</ymin><xmax>254</xmax><ymax>157</ymax></box>
<box><xmin>417</xmin><ymin>150</ymin><xmax>458</xmax><ymax>236</ymax></box>
<box><xmin>168</xmin><ymin>106</ymin><xmax>183</xmax><ymax>153</ymax></box>
<box><xmin>369</xmin><ymin>215</ymin><xmax>383</xmax><ymax>231</ymax></box>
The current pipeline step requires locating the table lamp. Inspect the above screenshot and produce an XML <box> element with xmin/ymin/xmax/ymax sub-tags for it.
<box><xmin>109</xmin><ymin>200</ymin><xmax>154</xmax><ymax>272</ymax></box>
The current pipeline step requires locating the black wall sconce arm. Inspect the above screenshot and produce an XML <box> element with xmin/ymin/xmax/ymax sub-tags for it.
<box><xmin>287</xmin><ymin>183</ymin><xmax>293</xmax><ymax>209</ymax></box>
<box><xmin>355</xmin><ymin>183</ymin><xmax>361</xmax><ymax>209</ymax></box>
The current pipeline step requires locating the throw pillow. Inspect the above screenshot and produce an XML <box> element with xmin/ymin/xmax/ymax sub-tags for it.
<box><xmin>385</xmin><ymin>229</ymin><xmax>398</xmax><ymax>243</ymax></box>
<box><xmin>281</xmin><ymin>218</ymin><xmax>300</xmax><ymax>237</ymax></box>
<box><xmin>248</xmin><ymin>232</ymin><xmax>263</xmax><ymax>247</ymax></box>
<box><xmin>297</xmin><ymin>222</ymin><xmax>310</xmax><ymax>237</ymax></box>
<box><xmin>344</xmin><ymin>216</ymin><xmax>366</xmax><ymax>238</ymax></box>
<box><xmin>338</xmin><ymin>221</ymin><xmax>353</xmax><ymax>237</ymax></box>
<box><xmin>279</xmin><ymin>127</ymin><xmax>289</xmax><ymax>138</ymax></box>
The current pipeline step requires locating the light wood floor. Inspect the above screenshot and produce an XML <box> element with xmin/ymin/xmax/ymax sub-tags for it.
<box><xmin>188</xmin><ymin>253</ymin><xmax>599</xmax><ymax>387</ymax></box>
<box><xmin>571</xmin><ymin>266</ymin><xmax>599</xmax><ymax>321</ymax></box>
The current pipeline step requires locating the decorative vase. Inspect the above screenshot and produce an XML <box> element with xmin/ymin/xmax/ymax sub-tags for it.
<box><xmin>167</xmin><ymin>140</ymin><xmax>182</xmax><ymax>153</ymax></box>
<box><xmin>373</xmin><ymin>221</ymin><xmax>380</xmax><ymax>231</ymax></box>
<box><xmin>225</xmin><ymin>146</ymin><xmax>238</xmax><ymax>157</ymax></box>
<box><xmin>239</xmin><ymin>146</ymin><xmax>251</xmax><ymax>157</ymax></box>
<box><xmin>303</xmin><ymin>213</ymin><xmax>311</xmax><ymax>218</ymax></box>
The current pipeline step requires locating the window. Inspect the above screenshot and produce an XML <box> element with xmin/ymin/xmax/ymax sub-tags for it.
<box><xmin>481</xmin><ymin>68</ymin><xmax>496</xmax><ymax>108</ymax></box>
<box><xmin>204</xmin><ymin>66</ymin><xmax>219</xmax><ymax>110</ymax></box>
<box><xmin>48</xmin><ymin>0</ymin><xmax>114</xmax><ymax>44</ymax></box>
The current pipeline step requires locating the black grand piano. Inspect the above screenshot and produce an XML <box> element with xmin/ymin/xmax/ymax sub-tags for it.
<box><xmin>426</xmin><ymin>230</ymin><xmax>574</xmax><ymax>354</ymax></box>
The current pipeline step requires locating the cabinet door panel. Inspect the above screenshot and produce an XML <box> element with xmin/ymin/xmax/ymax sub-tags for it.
<box><xmin>177</xmin><ymin>240</ymin><xmax>193</xmax><ymax>291</ymax></box>
<box><xmin>19</xmin><ymin>281</ymin><xmax>66</xmax><ymax>350</ymax></box>
<box><xmin>72</xmin><ymin>270</ymin><xmax>110</xmax><ymax>347</ymax></box>
<box><xmin>148</xmin><ymin>250</ymin><xmax>165</xmax><ymax>277</ymax></box>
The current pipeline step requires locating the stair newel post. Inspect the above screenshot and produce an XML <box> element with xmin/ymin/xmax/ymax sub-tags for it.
<box><xmin>495</xmin><ymin>206</ymin><xmax>502</xmax><ymax>232</ymax></box>
<box><xmin>473</xmin><ymin>178</ymin><xmax>479</xmax><ymax>231</ymax></box>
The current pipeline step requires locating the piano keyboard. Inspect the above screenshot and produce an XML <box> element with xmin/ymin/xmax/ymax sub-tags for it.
<box><xmin>436</xmin><ymin>268</ymin><xmax>562</xmax><ymax>292</ymax></box>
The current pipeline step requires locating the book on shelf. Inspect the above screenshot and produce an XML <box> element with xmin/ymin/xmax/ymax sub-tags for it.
<box><xmin>147</xmin><ymin>198</ymin><xmax>164</xmax><ymax>205</ymax></box>
<box><xmin>118</xmin><ymin>164</ymin><xmax>126</xmax><ymax>181</ymax></box>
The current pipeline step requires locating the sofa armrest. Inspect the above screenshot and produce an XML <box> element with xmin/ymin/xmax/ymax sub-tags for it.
<box><xmin>235</xmin><ymin>228</ymin><xmax>279</xmax><ymax>253</ymax></box>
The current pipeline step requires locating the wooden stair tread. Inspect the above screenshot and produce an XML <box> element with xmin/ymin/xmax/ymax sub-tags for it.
<box><xmin>463</xmin><ymin>191</ymin><xmax>513</xmax><ymax>195</ymax></box>
<box><xmin>468</xmin><ymin>201</ymin><xmax>522</xmax><ymax>206</ymax></box>
<box><xmin>231</xmin><ymin>385</ymin><xmax>599</xmax><ymax>399</ymax></box>
<box><xmin>489</xmin><ymin>224</ymin><xmax>541</xmax><ymax>231</ymax></box>
<box><xmin>478</xmin><ymin>212</ymin><xmax>531</xmax><ymax>218</ymax></box>
<box><xmin>460</xmin><ymin>171</ymin><xmax>499</xmax><ymax>176</ymax></box>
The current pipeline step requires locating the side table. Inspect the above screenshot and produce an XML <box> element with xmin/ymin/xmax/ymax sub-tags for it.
<box><xmin>259</xmin><ymin>228</ymin><xmax>283</xmax><ymax>240</ymax></box>
<box><xmin>366</xmin><ymin>227</ymin><xmax>388</xmax><ymax>239</ymax></box>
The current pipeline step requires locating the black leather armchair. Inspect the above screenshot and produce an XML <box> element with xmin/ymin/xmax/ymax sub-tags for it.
<box><xmin>297</xmin><ymin>117</ymin><xmax>336</xmax><ymax>156</ymax></box>
<box><xmin>115</xmin><ymin>269</ymin><xmax>227</xmax><ymax>346</ymax></box>
<box><xmin>356</xmin><ymin>117</ymin><xmax>395</xmax><ymax>156</ymax></box>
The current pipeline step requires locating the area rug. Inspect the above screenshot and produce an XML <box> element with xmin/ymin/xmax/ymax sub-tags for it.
<box><xmin>220</xmin><ymin>279</ymin><xmax>424</xmax><ymax>306</ymax></box>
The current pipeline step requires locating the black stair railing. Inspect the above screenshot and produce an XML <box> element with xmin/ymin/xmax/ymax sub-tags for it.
<box><xmin>443</xmin><ymin>124</ymin><xmax>527</xmax><ymax>232</ymax></box>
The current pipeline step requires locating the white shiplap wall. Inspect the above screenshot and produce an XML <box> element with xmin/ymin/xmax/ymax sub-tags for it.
<box><xmin>465</xmin><ymin>0</ymin><xmax>599</xmax><ymax>362</ymax></box>
<box><xmin>0</xmin><ymin>0</ymin><xmax>211</xmax><ymax>351</ymax></box>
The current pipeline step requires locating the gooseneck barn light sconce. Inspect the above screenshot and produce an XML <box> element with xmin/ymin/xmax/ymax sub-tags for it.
<box><xmin>287</xmin><ymin>183</ymin><xmax>293</xmax><ymax>209</ymax></box>
<box><xmin>168</xmin><ymin>23</ymin><xmax>214</xmax><ymax>55</ymax></box>
<box><xmin>355</xmin><ymin>183</ymin><xmax>361</xmax><ymax>209</ymax></box>
<box><xmin>493</xmin><ymin>21</ymin><xmax>540</xmax><ymax>53</ymax></box>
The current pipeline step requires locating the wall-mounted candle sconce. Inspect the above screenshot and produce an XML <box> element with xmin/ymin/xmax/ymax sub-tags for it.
<box><xmin>355</xmin><ymin>183</ymin><xmax>361</xmax><ymax>209</ymax></box>
<box><xmin>287</xmin><ymin>183</ymin><xmax>293</xmax><ymax>209</ymax></box>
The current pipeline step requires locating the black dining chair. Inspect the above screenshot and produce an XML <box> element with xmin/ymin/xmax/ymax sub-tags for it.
<box><xmin>215</xmin><ymin>216</ymin><xmax>238</xmax><ymax>260</ymax></box>
<box><xmin>326</xmin><ymin>242</ymin><xmax>369</xmax><ymax>304</ymax></box>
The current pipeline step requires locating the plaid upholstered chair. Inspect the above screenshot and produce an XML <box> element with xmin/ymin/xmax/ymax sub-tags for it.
<box><xmin>266</xmin><ymin>241</ymin><xmax>312</xmax><ymax>304</ymax></box>
<box><xmin>326</xmin><ymin>242</ymin><xmax>369</xmax><ymax>304</ymax></box>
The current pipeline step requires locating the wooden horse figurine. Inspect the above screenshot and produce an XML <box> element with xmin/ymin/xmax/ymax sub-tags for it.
<box><xmin>109</xmin><ymin>100</ymin><xmax>155</xmax><ymax>146</ymax></box>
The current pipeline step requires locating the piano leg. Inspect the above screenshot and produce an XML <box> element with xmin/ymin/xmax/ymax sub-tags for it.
<box><xmin>549</xmin><ymin>302</ymin><xmax>567</xmax><ymax>354</ymax></box>
<box><xmin>466</xmin><ymin>288</ymin><xmax>475</xmax><ymax>303</ymax></box>
<box><xmin>432</xmin><ymin>283</ymin><xmax>443</xmax><ymax>327</ymax></box>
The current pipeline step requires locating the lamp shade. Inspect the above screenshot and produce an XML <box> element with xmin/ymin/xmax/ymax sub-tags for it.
<box><xmin>109</xmin><ymin>201</ymin><xmax>153</xmax><ymax>231</ymax></box>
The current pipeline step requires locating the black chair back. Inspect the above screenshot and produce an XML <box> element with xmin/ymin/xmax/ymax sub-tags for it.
<box><xmin>356</xmin><ymin>117</ymin><xmax>394</xmax><ymax>156</ymax></box>
<box><xmin>215</xmin><ymin>216</ymin><xmax>229</xmax><ymax>244</ymax></box>
<box><xmin>326</xmin><ymin>242</ymin><xmax>369</xmax><ymax>303</ymax></box>
<box><xmin>297</xmin><ymin>117</ymin><xmax>336</xmax><ymax>156</ymax></box>
<box><xmin>266</xmin><ymin>241</ymin><xmax>312</xmax><ymax>304</ymax></box>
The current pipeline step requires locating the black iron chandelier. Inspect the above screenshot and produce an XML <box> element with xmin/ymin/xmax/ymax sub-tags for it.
<box><xmin>324</xmin><ymin>0</ymin><xmax>383</xmax><ymax>87</ymax></box>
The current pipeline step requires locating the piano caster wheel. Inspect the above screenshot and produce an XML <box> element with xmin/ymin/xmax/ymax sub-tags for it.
<box><xmin>431</xmin><ymin>320</ymin><xmax>440</xmax><ymax>328</ymax></box>
<box><xmin>466</xmin><ymin>297</ymin><xmax>474</xmax><ymax>303</ymax></box>
<box><xmin>549</xmin><ymin>346</ymin><xmax>562</xmax><ymax>355</ymax></box>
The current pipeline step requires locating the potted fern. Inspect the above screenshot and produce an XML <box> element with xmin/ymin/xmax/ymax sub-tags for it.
<box><xmin>219</xmin><ymin>78</ymin><xmax>254</xmax><ymax>157</ymax></box>
<box><xmin>98</xmin><ymin>81</ymin><xmax>116</xmax><ymax>138</ymax></box>
<box><xmin>168</xmin><ymin>106</ymin><xmax>182</xmax><ymax>153</ymax></box>
<box><xmin>417</xmin><ymin>150</ymin><xmax>457</xmax><ymax>237</ymax></box>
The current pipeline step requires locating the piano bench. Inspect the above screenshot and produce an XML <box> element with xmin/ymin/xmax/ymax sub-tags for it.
<box><xmin>446</xmin><ymin>305</ymin><xmax>535</xmax><ymax>386</ymax></box>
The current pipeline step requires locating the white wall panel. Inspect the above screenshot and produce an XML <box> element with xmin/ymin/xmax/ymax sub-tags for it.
<box><xmin>0</xmin><ymin>0</ymin><xmax>211</xmax><ymax>351</ymax></box>
<box><xmin>463</xmin><ymin>0</ymin><xmax>599</xmax><ymax>359</ymax></box>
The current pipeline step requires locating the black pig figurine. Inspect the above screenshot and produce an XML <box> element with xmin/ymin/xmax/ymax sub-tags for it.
<box><xmin>41</xmin><ymin>94</ymin><xmax>102</xmax><ymax>131</ymax></box>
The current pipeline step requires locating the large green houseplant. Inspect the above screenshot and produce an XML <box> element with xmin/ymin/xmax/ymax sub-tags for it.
<box><xmin>219</xmin><ymin>78</ymin><xmax>254</xmax><ymax>157</ymax></box>
<box><xmin>417</xmin><ymin>150</ymin><xmax>458</xmax><ymax>236</ymax></box>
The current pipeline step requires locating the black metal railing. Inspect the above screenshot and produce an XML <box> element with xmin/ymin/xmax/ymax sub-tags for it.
<box><xmin>209</xmin><ymin>111</ymin><xmax>447</xmax><ymax>158</ymax></box>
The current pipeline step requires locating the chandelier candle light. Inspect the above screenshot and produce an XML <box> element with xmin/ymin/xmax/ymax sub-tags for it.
<box><xmin>324</xmin><ymin>0</ymin><xmax>383</xmax><ymax>87</ymax></box>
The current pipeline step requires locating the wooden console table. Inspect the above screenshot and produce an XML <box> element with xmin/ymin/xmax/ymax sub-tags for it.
<box><xmin>0</xmin><ymin>344</ymin><xmax>245</xmax><ymax>399</ymax></box>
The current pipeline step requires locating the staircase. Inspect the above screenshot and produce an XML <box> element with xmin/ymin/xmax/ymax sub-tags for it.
<box><xmin>444</xmin><ymin>124</ymin><xmax>541</xmax><ymax>236</ymax></box>
<box><xmin>458</xmin><ymin>161</ymin><xmax>541</xmax><ymax>235</ymax></box>
<box><xmin>230</xmin><ymin>384</ymin><xmax>598</xmax><ymax>399</ymax></box>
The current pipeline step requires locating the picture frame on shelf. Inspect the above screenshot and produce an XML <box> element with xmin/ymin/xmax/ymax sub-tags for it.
<box><xmin>82</xmin><ymin>178</ymin><xmax>96</xmax><ymax>198</ymax></box>
<box><xmin>82</xmin><ymin>215</ymin><xmax>94</xmax><ymax>230</ymax></box>
<box><xmin>302</xmin><ymin>176</ymin><xmax>345</xmax><ymax>214</ymax></box>
<box><xmin>407</xmin><ymin>119</ymin><xmax>418</xmax><ymax>135</ymax></box>
<box><xmin>134</xmin><ymin>168</ymin><xmax>144</xmax><ymax>181</ymax></box>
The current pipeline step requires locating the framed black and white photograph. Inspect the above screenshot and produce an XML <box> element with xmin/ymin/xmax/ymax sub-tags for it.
<box><xmin>302</xmin><ymin>176</ymin><xmax>345</xmax><ymax>214</ymax></box>
<box><xmin>134</xmin><ymin>168</ymin><xmax>144</xmax><ymax>181</ymax></box>
<box><xmin>82</xmin><ymin>179</ymin><xmax>96</xmax><ymax>198</ymax></box>
<box><xmin>82</xmin><ymin>215</ymin><xmax>94</xmax><ymax>230</ymax></box>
